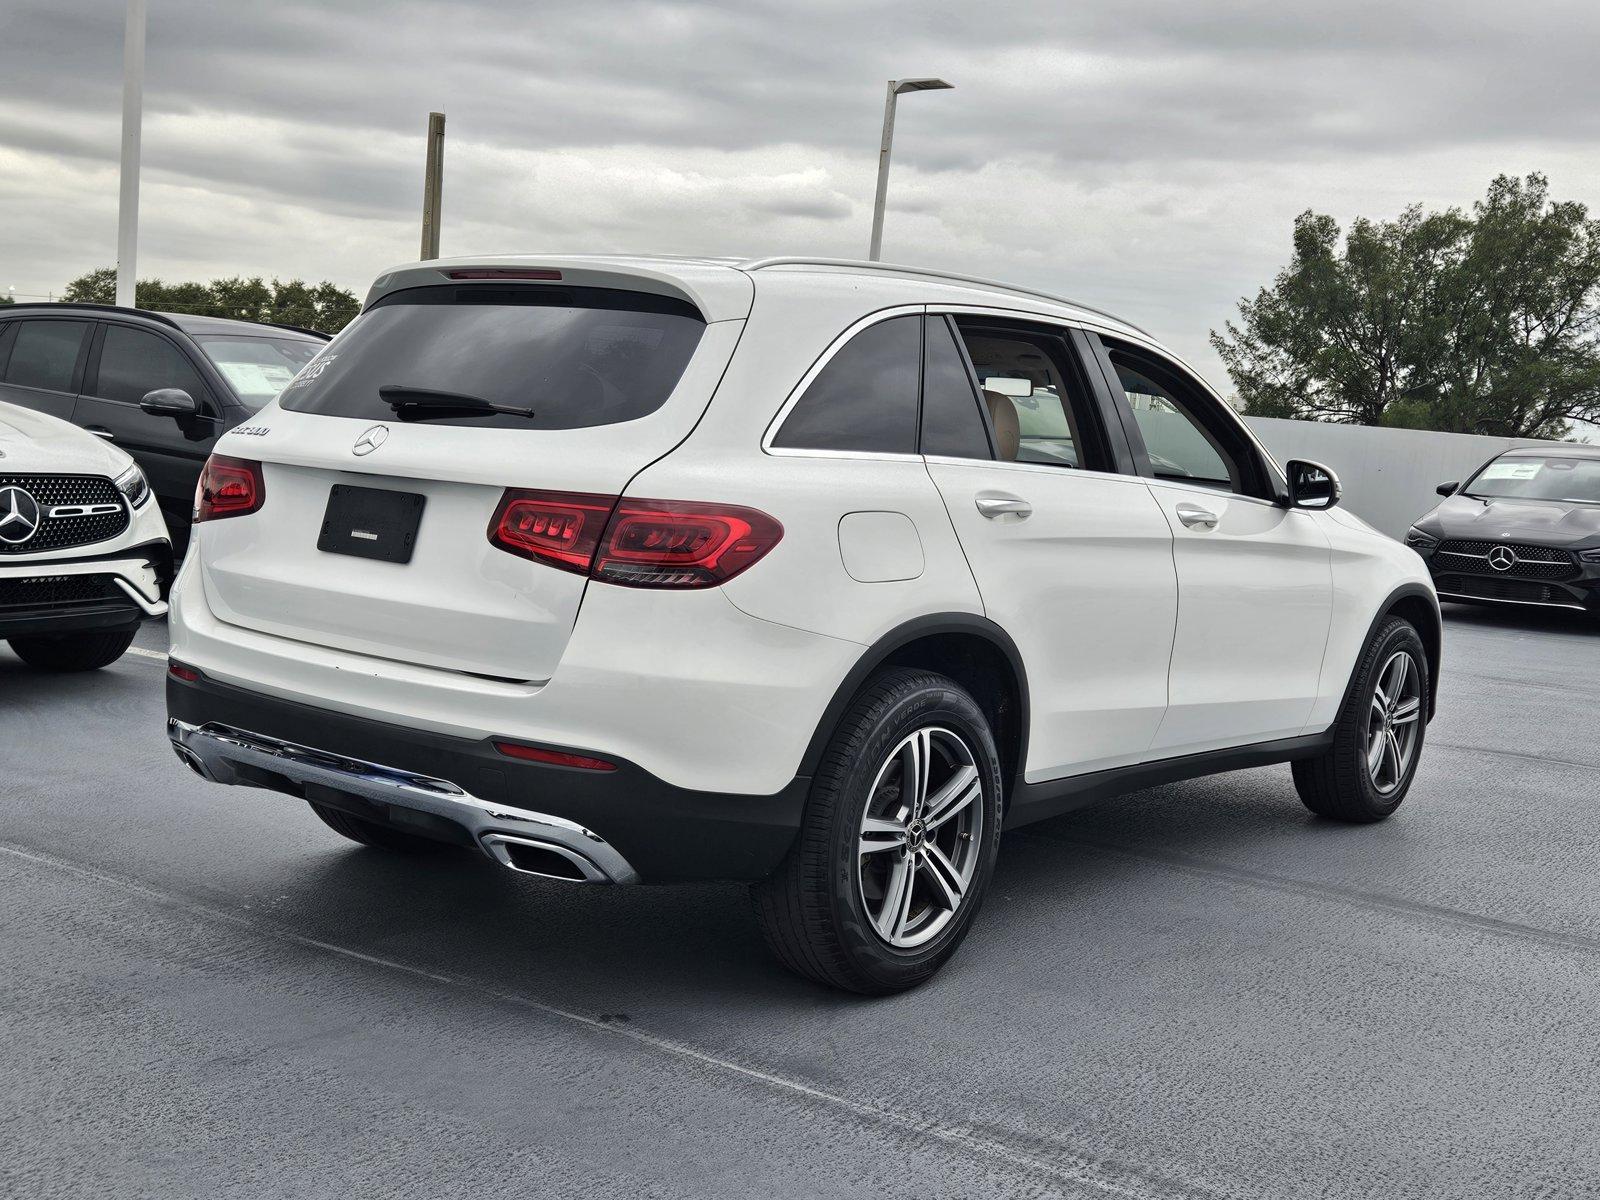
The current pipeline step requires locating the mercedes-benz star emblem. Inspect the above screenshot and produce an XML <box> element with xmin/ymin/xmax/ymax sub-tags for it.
<box><xmin>1486</xmin><ymin>545</ymin><xmax>1518</xmax><ymax>572</ymax></box>
<box><xmin>0</xmin><ymin>485</ymin><xmax>42</xmax><ymax>545</ymax></box>
<box><xmin>352</xmin><ymin>425</ymin><xmax>389</xmax><ymax>456</ymax></box>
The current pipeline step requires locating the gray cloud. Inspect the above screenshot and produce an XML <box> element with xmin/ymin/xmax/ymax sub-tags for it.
<box><xmin>3</xmin><ymin>0</ymin><xmax>1600</xmax><ymax>386</ymax></box>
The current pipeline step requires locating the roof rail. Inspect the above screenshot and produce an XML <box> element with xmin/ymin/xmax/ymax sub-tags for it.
<box><xmin>0</xmin><ymin>301</ymin><xmax>184</xmax><ymax>331</ymax></box>
<box><xmin>735</xmin><ymin>257</ymin><xmax>1153</xmax><ymax>338</ymax></box>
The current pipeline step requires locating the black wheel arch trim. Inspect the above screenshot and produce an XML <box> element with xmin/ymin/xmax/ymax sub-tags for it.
<box><xmin>796</xmin><ymin>612</ymin><xmax>1031</xmax><ymax>794</ymax></box>
<box><xmin>1337</xmin><ymin>582</ymin><xmax>1442</xmax><ymax>723</ymax></box>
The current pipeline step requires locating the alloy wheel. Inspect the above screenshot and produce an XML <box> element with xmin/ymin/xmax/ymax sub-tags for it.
<box><xmin>1366</xmin><ymin>650</ymin><xmax>1422</xmax><ymax>795</ymax></box>
<box><xmin>857</xmin><ymin>726</ymin><xmax>985</xmax><ymax>949</ymax></box>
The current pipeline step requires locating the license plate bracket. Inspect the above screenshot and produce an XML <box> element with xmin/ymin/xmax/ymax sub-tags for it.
<box><xmin>317</xmin><ymin>485</ymin><xmax>426</xmax><ymax>564</ymax></box>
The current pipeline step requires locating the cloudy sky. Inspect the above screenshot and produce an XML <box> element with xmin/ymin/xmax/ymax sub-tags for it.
<box><xmin>3</xmin><ymin>0</ymin><xmax>1599</xmax><ymax>389</ymax></box>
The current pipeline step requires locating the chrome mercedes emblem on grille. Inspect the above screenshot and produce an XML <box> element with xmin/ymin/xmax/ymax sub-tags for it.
<box><xmin>352</xmin><ymin>425</ymin><xmax>389</xmax><ymax>456</ymax></box>
<box><xmin>1486</xmin><ymin>545</ymin><xmax>1518</xmax><ymax>572</ymax></box>
<box><xmin>0</xmin><ymin>485</ymin><xmax>42</xmax><ymax>545</ymax></box>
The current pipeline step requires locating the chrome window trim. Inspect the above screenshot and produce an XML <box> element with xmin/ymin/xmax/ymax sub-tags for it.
<box><xmin>761</xmin><ymin>303</ymin><xmax>928</xmax><ymax>459</ymax></box>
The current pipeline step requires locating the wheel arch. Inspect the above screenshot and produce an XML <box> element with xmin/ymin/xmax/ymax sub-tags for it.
<box><xmin>1345</xmin><ymin>584</ymin><xmax>1442</xmax><ymax>720</ymax></box>
<box><xmin>798</xmin><ymin>613</ymin><xmax>1030</xmax><ymax>805</ymax></box>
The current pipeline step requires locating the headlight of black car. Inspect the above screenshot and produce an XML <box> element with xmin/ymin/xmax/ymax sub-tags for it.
<box><xmin>114</xmin><ymin>463</ymin><xmax>151</xmax><ymax>509</ymax></box>
<box><xmin>1579</xmin><ymin>548</ymin><xmax>1600</xmax><ymax>564</ymax></box>
<box><xmin>1405</xmin><ymin>527</ymin><xmax>1439</xmax><ymax>552</ymax></box>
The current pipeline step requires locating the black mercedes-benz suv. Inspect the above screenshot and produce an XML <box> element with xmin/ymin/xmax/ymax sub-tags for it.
<box><xmin>0</xmin><ymin>304</ymin><xmax>328</xmax><ymax>542</ymax></box>
<box><xmin>1407</xmin><ymin>445</ymin><xmax>1600</xmax><ymax>616</ymax></box>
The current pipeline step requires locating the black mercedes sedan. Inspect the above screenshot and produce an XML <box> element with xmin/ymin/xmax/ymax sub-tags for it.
<box><xmin>1407</xmin><ymin>445</ymin><xmax>1600</xmax><ymax>616</ymax></box>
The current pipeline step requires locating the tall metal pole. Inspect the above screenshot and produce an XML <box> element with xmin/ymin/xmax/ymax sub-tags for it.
<box><xmin>420</xmin><ymin>112</ymin><xmax>446</xmax><ymax>260</ymax></box>
<box><xmin>116</xmin><ymin>0</ymin><xmax>147</xmax><ymax>308</ymax></box>
<box><xmin>867</xmin><ymin>83</ymin><xmax>898</xmax><ymax>262</ymax></box>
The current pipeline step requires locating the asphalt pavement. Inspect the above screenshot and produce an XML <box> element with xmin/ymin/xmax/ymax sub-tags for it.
<box><xmin>4</xmin><ymin>605</ymin><xmax>1599</xmax><ymax>1199</ymax></box>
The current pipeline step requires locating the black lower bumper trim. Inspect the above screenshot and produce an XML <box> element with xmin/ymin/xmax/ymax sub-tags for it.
<box><xmin>167</xmin><ymin>671</ymin><xmax>808</xmax><ymax>884</ymax></box>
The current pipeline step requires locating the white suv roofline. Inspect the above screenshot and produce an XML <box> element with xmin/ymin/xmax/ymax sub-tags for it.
<box><xmin>736</xmin><ymin>256</ymin><xmax>1155</xmax><ymax>338</ymax></box>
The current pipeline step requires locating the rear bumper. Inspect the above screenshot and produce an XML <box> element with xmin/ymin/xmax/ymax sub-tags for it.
<box><xmin>166</xmin><ymin>670</ymin><xmax>809</xmax><ymax>884</ymax></box>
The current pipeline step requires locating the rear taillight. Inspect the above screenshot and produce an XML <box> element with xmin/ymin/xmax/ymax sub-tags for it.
<box><xmin>488</xmin><ymin>490</ymin><xmax>782</xmax><ymax>588</ymax></box>
<box><xmin>194</xmin><ymin>455</ymin><xmax>264</xmax><ymax>522</ymax></box>
<box><xmin>489</xmin><ymin>490</ymin><xmax>615</xmax><ymax>575</ymax></box>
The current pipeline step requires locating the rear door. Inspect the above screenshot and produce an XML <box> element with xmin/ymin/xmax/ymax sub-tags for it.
<box><xmin>196</xmin><ymin>280</ymin><xmax>741</xmax><ymax>681</ymax></box>
<box><xmin>0</xmin><ymin>317</ymin><xmax>93</xmax><ymax>423</ymax></box>
<box><xmin>75</xmin><ymin>322</ymin><xmax>225</xmax><ymax>530</ymax></box>
<box><xmin>1087</xmin><ymin>334</ymin><xmax>1333</xmax><ymax>754</ymax></box>
<box><xmin>922</xmin><ymin>314</ymin><xmax>1178</xmax><ymax>780</ymax></box>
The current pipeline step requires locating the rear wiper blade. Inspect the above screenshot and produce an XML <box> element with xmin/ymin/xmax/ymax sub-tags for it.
<box><xmin>379</xmin><ymin>384</ymin><xmax>535</xmax><ymax>420</ymax></box>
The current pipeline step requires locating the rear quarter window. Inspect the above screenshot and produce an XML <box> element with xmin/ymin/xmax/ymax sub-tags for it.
<box><xmin>771</xmin><ymin>315</ymin><xmax>921</xmax><ymax>455</ymax></box>
<box><xmin>278</xmin><ymin>285</ymin><xmax>706</xmax><ymax>430</ymax></box>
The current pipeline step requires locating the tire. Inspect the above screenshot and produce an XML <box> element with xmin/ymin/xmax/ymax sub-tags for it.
<box><xmin>1293</xmin><ymin>615</ymin><xmax>1429</xmax><ymax>822</ymax></box>
<box><xmin>7</xmin><ymin>628</ymin><xmax>137</xmax><ymax>672</ymax></box>
<box><xmin>307</xmin><ymin>800</ymin><xmax>453</xmax><ymax>853</ymax></box>
<box><xmin>753</xmin><ymin>668</ymin><xmax>1004</xmax><ymax>994</ymax></box>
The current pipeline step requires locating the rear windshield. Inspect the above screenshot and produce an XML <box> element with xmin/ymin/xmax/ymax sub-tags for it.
<box><xmin>198</xmin><ymin>335</ymin><xmax>323</xmax><ymax>409</ymax></box>
<box><xmin>277</xmin><ymin>284</ymin><xmax>706</xmax><ymax>430</ymax></box>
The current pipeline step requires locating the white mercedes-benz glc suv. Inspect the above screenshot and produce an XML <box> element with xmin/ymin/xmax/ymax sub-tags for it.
<box><xmin>1</xmin><ymin>401</ymin><xmax>171</xmax><ymax>670</ymax></box>
<box><xmin>167</xmin><ymin>256</ymin><xmax>1439</xmax><ymax>992</ymax></box>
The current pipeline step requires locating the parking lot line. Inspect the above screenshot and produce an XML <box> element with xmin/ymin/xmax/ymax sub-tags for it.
<box><xmin>0</xmin><ymin>837</ymin><xmax>1215</xmax><ymax>1200</ymax></box>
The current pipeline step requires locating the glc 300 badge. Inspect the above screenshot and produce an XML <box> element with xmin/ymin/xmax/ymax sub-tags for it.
<box><xmin>231</xmin><ymin>425</ymin><xmax>271</xmax><ymax>438</ymax></box>
<box><xmin>0</xmin><ymin>485</ymin><xmax>42</xmax><ymax>545</ymax></box>
<box><xmin>352</xmin><ymin>425</ymin><xmax>389</xmax><ymax>456</ymax></box>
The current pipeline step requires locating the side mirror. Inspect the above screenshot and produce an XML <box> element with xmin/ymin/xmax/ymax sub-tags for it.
<box><xmin>1286</xmin><ymin>459</ymin><xmax>1341</xmax><ymax>510</ymax></box>
<box><xmin>1436</xmin><ymin>482</ymin><xmax>1459</xmax><ymax>497</ymax></box>
<box><xmin>140</xmin><ymin>388</ymin><xmax>199</xmax><ymax>417</ymax></box>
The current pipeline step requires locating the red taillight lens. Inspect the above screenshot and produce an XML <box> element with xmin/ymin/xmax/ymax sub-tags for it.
<box><xmin>489</xmin><ymin>490</ymin><xmax>617</xmax><ymax>574</ymax></box>
<box><xmin>594</xmin><ymin>499</ymin><xmax>783</xmax><ymax>588</ymax></box>
<box><xmin>167</xmin><ymin>660</ymin><xmax>200</xmax><ymax>682</ymax></box>
<box><xmin>194</xmin><ymin>455</ymin><xmax>264</xmax><ymax>522</ymax></box>
<box><xmin>487</xmin><ymin>489</ymin><xmax>782</xmax><ymax>588</ymax></box>
<box><xmin>493</xmin><ymin>740</ymin><xmax>617</xmax><ymax>771</ymax></box>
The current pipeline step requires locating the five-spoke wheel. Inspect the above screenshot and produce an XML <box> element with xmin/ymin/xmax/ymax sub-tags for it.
<box><xmin>753</xmin><ymin>668</ymin><xmax>1003</xmax><ymax>994</ymax></box>
<box><xmin>857</xmin><ymin>727</ymin><xmax>984</xmax><ymax>948</ymax></box>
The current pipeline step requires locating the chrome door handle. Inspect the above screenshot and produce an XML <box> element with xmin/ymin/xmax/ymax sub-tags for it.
<box><xmin>86</xmin><ymin>427</ymin><xmax>115</xmax><ymax>440</ymax></box>
<box><xmin>975</xmin><ymin>493</ymin><xmax>1032</xmax><ymax>520</ymax></box>
<box><xmin>1175</xmin><ymin>502</ymin><xmax>1218</xmax><ymax>530</ymax></box>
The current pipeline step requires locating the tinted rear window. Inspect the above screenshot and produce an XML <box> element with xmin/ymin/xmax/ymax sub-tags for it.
<box><xmin>279</xmin><ymin>285</ymin><xmax>705</xmax><ymax>430</ymax></box>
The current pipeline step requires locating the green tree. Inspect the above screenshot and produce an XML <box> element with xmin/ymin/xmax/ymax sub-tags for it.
<box><xmin>1212</xmin><ymin>174</ymin><xmax>1600</xmax><ymax>439</ymax></box>
<box><xmin>57</xmin><ymin>267</ymin><xmax>360</xmax><ymax>333</ymax></box>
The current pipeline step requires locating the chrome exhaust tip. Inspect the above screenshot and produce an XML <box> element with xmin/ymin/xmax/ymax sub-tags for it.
<box><xmin>171</xmin><ymin>741</ymin><xmax>214</xmax><ymax>781</ymax></box>
<box><xmin>481</xmin><ymin>832</ymin><xmax>614</xmax><ymax>884</ymax></box>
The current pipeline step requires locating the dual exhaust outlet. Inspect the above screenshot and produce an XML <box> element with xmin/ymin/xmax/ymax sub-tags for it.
<box><xmin>168</xmin><ymin>719</ymin><xmax>639</xmax><ymax>885</ymax></box>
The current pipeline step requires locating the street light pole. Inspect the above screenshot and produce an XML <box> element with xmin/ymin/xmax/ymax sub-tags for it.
<box><xmin>116</xmin><ymin>0</ymin><xmax>147</xmax><ymax>308</ymax></box>
<box><xmin>420</xmin><ymin>111</ymin><xmax>446</xmax><ymax>260</ymax></box>
<box><xmin>867</xmin><ymin>77</ymin><xmax>952</xmax><ymax>261</ymax></box>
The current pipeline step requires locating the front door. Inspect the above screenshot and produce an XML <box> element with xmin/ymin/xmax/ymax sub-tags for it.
<box><xmin>1097</xmin><ymin>338</ymin><xmax>1333</xmax><ymax>755</ymax></box>
<box><xmin>75</xmin><ymin>323</ymin><xmax>224</xmax><ymax>531</ymax></box>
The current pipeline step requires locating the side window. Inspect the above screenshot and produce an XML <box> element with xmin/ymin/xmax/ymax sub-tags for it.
<box><xmin>772</xmin><ymin>315</ymin><xmax>920</xmax><ymax>454</ymax></box>
<box><xmin>952</xmin><ymin>319</ymin><xmax>1108</xmax><ymax>470</ymax></box>
<box><xmin>3</xmin><ymin>321</ymin><xmax>90</xmax><ymax>393</ymax></box>
<box><xmin>94</xmin><ymin>325</ymin><xmax>208</xmax><ymax>407</ymax></box>
<box><xmin>1106</xmin><ymin>343</ymin><xmax>1257</xmax><ymax>495</ymax></box>
<box><xmin>919</xmin><ymin>316</ymin><xmax>993</xmax><ymax>460</ymax></box>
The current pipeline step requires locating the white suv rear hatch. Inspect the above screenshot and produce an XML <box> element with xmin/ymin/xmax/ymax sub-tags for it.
<box><xmin>198</xmin><ymin>272</ymin><xmax>747</xmax><ymax>680</ymax></box>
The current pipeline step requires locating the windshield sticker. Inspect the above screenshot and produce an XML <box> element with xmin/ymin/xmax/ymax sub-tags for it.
<box><xmin>217</xmin><ymin>363</ymin><xmax>297</xmax><ymax>396</ymax></box>
<box><xmin>1479</xmin><ymin>462</ymin><xmax>1541</xmax><ymax>481</ymax></box>
<box><xmin>285</xmin><ymin>353</ymin><xmax>338</xmax><ymax>391</ymax></box>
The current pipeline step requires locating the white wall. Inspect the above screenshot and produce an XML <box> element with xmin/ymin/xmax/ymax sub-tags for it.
<box><xmin>1243</xmin><ymin>417</ymin><xmax>1555</xmax><ymax>539</ymax></box>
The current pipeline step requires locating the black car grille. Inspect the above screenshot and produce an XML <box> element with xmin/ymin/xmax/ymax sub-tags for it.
<box><xmin>1433</xmin><ymin>539</ymin><xmax>1578</xmax><ymax>581</ymax></box>
<box><xmin>1433</xmin><ymin>573</ymin><xmax>1583</xmax><ymax>607</ymax></box>
<box><xmin>0</xmin><ymin>474</ymin><xmax>129</xmax><ymax>554</ymax></box>
<box><xmin>0</xmin><ymin>573</ymin><xmax>127</xmax><ymax>611</ymax></box>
